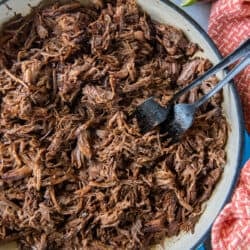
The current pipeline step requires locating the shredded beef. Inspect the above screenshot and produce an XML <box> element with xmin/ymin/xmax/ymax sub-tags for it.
<box><xmin>0</xmin><ymin>0</ymin><xmax>227</xmax><ymax>249</ymax></box>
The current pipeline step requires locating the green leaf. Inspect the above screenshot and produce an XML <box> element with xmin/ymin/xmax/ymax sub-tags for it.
<box><xmin>181</xmin><ymin>0</ymin><xmax>197</xmax><ymax>6</ymax></box>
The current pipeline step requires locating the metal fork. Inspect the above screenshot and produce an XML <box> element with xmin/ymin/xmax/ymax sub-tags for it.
<box><xmin>135</xmin><ymin>38</ymin><xmax>250</xmax><ymax>136</ymax></box>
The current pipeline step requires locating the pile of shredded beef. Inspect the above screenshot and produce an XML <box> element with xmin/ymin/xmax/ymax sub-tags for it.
<box><xmin>0</xmin><ymin>0</ymin><xmax>228</xmax><ymax>249</ymax></box>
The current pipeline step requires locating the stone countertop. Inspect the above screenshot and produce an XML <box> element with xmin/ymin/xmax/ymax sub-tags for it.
<box><xmin>172</xmin><ymin>0</ymin><xmax>212</xmax><ymax>31</ymax></box>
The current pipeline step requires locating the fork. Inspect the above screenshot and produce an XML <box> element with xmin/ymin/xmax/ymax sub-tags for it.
<box><xmin>135</xmin><ymin>38</ymin><xmax>250</xmax><ymax>137</ymax></box>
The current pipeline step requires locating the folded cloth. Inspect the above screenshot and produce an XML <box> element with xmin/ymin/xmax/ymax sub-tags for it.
<box><xmin>208</xmin><ymin>0</ymin><xmax>250</xmax><ymax>132</ymax></box>
<box><xmin>211</xmin><ymin>160</ymin><xmax>250</xmax><ymax>250</ymax></box>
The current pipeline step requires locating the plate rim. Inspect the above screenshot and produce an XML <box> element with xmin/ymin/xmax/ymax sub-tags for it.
<box><xmin>0</xmin><ymin>0</ymin><xmax>245</xmax><ymax>249</ymax></box>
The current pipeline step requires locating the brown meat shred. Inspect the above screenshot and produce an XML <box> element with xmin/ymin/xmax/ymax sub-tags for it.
<box><xmin>0</xmin><ymin>0</ymin><xmax>228</xmax><ymax>249</ymax></box>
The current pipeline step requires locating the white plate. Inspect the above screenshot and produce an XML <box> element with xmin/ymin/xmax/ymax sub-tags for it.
<box><xmin>0</xmin><ymin>0</ymin><xmax>244</xmax><ymax>249</ymax></box>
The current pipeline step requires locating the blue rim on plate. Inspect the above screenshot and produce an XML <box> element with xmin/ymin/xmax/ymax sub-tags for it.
<box><xmin>158</xmin><ymin>0</ymin><xmax>245</xmax><ymax>249</ymax></box>
<box><xmin>0</xmin><ymin>0</ymin><xmax>245</xmax><ymax>249</ymax></box>
<box><xmin>242</xmin><ymin>131</ymin><xmax>250</xmax><ymax>165</ymax></box>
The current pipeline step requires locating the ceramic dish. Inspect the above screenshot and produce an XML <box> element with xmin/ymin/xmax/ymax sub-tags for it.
<box><xmin>0</xmin><ymin>0</ymin><xmax>244</xmax><ymax>249</ymax></box>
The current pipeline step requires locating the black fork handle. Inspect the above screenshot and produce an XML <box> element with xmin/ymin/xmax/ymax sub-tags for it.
<box><xmin>194</xmin><ymin>55</ymin><xmax>250</xmax><ymax>108</ymax></box>
<box><xmin>172</xmin><ymin>38</ymin><xmax>250</xmax><ymax>102</ymax></box>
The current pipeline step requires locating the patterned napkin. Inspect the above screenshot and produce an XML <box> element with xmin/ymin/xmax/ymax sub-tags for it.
<box><xmin>208</xmin><ymin>0</ymin><xmax>250</xmax><ymax>132</ymax></box>
<box><xmin>208</xmin><ymin>0</ymin><xmax>250</xmax><ymax>249</ymax></box>
<box><xmin>211</xmin><ymin>161</ymin><xmax>250</xmax><ymax>250</ymax></box>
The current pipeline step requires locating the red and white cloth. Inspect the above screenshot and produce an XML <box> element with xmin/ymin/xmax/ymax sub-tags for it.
<box><xmin>211</xmin><ymin>161</ymin><xmax>250</xmax><ymax>250</ymax></box>
<box><xmin>208</xmin><ymin>0</ymin><xmax>250</xmax><ymax>132</ymax></box>
<box><xmin>208</xmin><ymin>0</ymin><xmax>250</xmax><ymax>249</ymax></box>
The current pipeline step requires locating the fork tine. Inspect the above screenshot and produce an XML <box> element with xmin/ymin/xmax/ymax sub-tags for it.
<box><xmin>135</xmin><ymin>98</ymin><xmax>169</xmax><ymax>133</ymax></box>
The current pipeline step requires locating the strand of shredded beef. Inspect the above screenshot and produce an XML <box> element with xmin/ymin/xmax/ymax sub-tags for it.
<box><xmin>0</xmin><ymin>0</ymin><xmax>227</xmax><ymax>249</ymax></box>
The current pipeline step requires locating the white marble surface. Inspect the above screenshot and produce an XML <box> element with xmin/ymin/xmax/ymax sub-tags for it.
<box><xmin>172</xmin><ymin>0</ymin><xmax>211</xmax><ymax>31</ymax></box>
